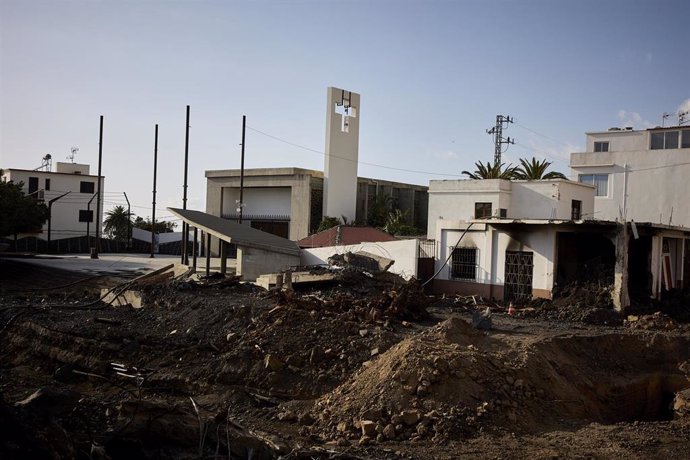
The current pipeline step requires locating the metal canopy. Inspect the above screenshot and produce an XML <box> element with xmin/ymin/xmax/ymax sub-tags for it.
<box><xmin>167</xmin><ymin>208</ymin><xmax>300</xmax><ymax>256</ymax></box>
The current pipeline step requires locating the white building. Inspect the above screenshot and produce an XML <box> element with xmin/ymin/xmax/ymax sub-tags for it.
<box><xmin>428</xmin><ymin>179</ymin><xmax>602</xmax><ymax>302</ymax></box>
<box><xmin>1</xmin><ymin>162</ymin><xmax>104</xmax><ymax>242</ymax></box>
<box><xmin>570</xmin><ymin>125</ymin><xmax>690</xmax><ymax>227</ymax></box>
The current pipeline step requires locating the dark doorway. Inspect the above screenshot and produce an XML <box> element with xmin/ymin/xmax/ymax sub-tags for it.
<box><xmin>250</xmin><ymin>221</ymin><xmax>289</xmax><ymax>239</ymax></box>
<box><xmin>504</xmin><ymin>251</ymin><xmax>533</xmax><ymax>304</ymax></box>
<box><xmin>628</xmin><ymin>235</ymin><xmax>653</xmax><ymax>297</ymax></box>
<box><xmin>556</xmin><ymin>232</ymin><xmax>615</xmax><ymax>285</ymax></box>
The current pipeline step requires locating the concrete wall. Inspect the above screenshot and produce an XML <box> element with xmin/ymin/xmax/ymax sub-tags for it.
<box><xmin>206</xmin><ymin>168</ymin><xmax>315</xmax><ymax>240</ymax></box>
<box><xmin>427</xmin><ymin>179</ymin><xmax>512</xmax><ymax>235</ymax></box>
<box><xmin>324</xmin><ymin>87</ymin><xmax>360</xmax><ymax>223</ymax></box>
<box><xmin>434</xmin><ymin>221</ymin><xmax>556</xmax><ymax>300</ymax></box>
<box><xmin>511</xmin><ymin>180</ymin><xmax>595</xmax><ymax>220</ymax></box>
<box><xmin>236</xmin><ymin>246</ymin><xmax>300</xmax><ymax>281</ymax></box>
<box><xmin>2</xmin><ymin>168</ymin><xmax>104</xmax><ymax>240</ymax></box>
<box><xmin>300</xmin><ymin>238</ymin><xmax>419</xmax><ymax>280</ymax></box>
<box><xmin>571</xmin><ymin>128</ymin><xmax>690</xmax><ymax>226</ymax></box>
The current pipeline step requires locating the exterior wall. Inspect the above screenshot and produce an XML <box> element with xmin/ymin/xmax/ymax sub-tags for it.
<box><xmin>2</xmin><ymin>167</ymin><xmax>104</xmax><ymax>240</ymax></box>
<box><xmin>206</xmin><ymin>167</ymin><xmax>428</xmax><ymax>240</ymax></box>
<box><xmin>427</xmin><ymin>179</ymin><xmax>512</xmax><ymax>236</ymax></box>
<box><xmin>571</xmin><ymin>127</ymin><xmax>690</xmax><ymax>227</ymax></box>
<box><xmin>324</xmin><ymin>87</ymin><xmax>360</xmax><ymax>223</ymax></box>
<box><xmin>427</xmin><ymin>179</ymin><xmax>595</xmax><ymax>236</ymax></box>
<box><xmin>510</xmin><ymin>180</ymin><xmax>595</xmax><ymax>220</ymax></box>
<box><xmin>236</xmin><ymin>246</ymin><xmax>300</xmax><ymax>281</ymax></box>
<box><xmin>433</xmin><ymin>221</ymin><xmax>557</xmax><ymax>300</ymax></box>
<box><xmin>205</xmin><ymin>168</ymin><xmax>315</xmax><ymax>240</ymax></box>
<box><xmin>300</xmin><ymin>238</ymin><xmax>419</xmax><ymax>279</ymax></box>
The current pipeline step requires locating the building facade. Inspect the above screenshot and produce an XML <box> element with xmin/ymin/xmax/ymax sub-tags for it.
<box><xmin>570</xmin><ymin>125</ymin><xmax>690</xmax><ymax>227</ymax></box>
<box><xmin>1</xmin><ymin>162</ymin><xmax>104</xmax><ymax>241</ymax></box>
<box><xmin>205</xmin><ymin>167</ymin><xmax>428</xmax><ymax>241</ymax></box>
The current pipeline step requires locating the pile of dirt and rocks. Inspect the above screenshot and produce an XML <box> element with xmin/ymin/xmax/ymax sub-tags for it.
<box><xmin>2</xmin><ymin>259</ymin><xmax>690</xmax><ymax>459</ymax></box>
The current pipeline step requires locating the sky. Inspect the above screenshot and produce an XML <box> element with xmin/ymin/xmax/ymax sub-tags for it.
<box><xmin>1</xmin><ymin>0</ymin><xmax>689</xmax><ymax>225</ymax></box>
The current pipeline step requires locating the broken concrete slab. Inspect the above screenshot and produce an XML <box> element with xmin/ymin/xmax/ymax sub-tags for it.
<box><xmin>255</xmin><ymin>271</ymin><xmax>337</xmax><ymax>290</ymax></box>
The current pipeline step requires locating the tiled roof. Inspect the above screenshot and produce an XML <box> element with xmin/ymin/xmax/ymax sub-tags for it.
<box><xmin>297</xmin><ymin>226</ymin><xmax>396</xmax><ymax>248</ymax></box>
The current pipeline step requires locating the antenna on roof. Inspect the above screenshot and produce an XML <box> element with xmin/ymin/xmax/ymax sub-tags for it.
<box><xmin>34</xmin><ymin>154</ymin><xmax>52</xmax><ymax>172</ymax></box>
<box><xmin>67</xmin><ymin>147</ymin><xmax>79</xmax><ymax>163</ymax></box>
<box><xmin>661</xmin><ymin>113</ymin><xmax>670</xmax><ymax>127</ymax></box>
<box><xmin>680</xmin><ymin>111</ymin><xmax>689</xmax><ymax>126</ymax></box>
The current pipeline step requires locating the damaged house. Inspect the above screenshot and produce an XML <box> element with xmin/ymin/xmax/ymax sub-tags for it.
<box><xmin>428</xmin><ymin>149</ymin><xmax>690</xmax><ymax>310</ymax></box>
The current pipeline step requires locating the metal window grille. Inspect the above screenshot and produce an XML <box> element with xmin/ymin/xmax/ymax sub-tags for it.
<box><xmin>504</xmin><ymin>251</ymin><xmax>533</xmax><ymax>303</ymax></box>
<box><xmin>451</xmin><ymin>247</ymin><xmax>477</xmax><ymax>280</ymax></box>
<box><xmin>418</xmin><ymin>239</ymin><xmax>436</xmax><ymax>259</ymax></box>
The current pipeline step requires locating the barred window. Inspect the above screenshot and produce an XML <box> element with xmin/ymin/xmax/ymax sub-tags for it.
<box><xmin>451</xmin><ymin>247</ymin><xmax>477</xmax><ymax>280</ymax></box>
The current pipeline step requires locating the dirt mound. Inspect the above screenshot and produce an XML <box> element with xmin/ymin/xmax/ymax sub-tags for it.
<box><xmin>305</xmin><ymin>317</ymin><xmax>690</xmax><ymax>447</ymax></box>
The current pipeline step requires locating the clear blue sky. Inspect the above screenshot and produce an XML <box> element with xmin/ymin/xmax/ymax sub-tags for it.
<box><xmin>1</xmin><ymin>0</ymin><xmax>688</xmax><ymax>223</ymax></box>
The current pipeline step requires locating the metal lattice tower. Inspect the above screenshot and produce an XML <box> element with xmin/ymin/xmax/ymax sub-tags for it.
<box><xmin>486</xmin><ymin>115</ymin><xmax>515</xmax><ymax>165</ymax></box>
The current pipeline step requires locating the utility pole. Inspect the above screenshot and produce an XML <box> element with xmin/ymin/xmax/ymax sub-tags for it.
<box><xmin>486</xmin><ymin>115</ymin><xmax>515</xmax><ymax>165</ymax></box>
<box><xmin>86</xmin><ymin>192</ymin><xmax>97</xmax><ymax>246</ymax></box>
<box><xmin>181</xmin><ymin>105</ymin><xmax>190</xmax><ymax>265</ymax></box>
<box><xmin>151</xmin><ymin>124</ymin><xmax>159</xmax><ymax>258</ymax></box>
<box><xmin>239</xmin><ymin>115</ymin><xmax>246</xmax><ymax>224</ymax></box>
<box><xmin>93</xmin><ymin>115</ymin><xmax>104</xmax><ymax>259</ymax></box>
<box><xmin>123</xmin><ymin>192</ymin><xmax>131</xmax><ymax>251</ymax></box>
<box><xmin>48</xmin><ymin>191</ymin><xmax>71</xmax><ymax>252</ymax></box>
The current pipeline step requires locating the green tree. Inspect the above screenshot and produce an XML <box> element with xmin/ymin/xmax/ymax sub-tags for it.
<box><xmin>103</xmin><ymin>205</ymin><xmax>132</xmax><ymax>242</ymax></box>
<box><xmin>367</xmin><ymin>193</ymin><xmax>393</xmax><ymax>227</ymax></box>
<box><xmin>382</xmin><ymin>209</ymin><xmax>424</xmax><ymax>236</ymax></box>
<box><xmin>0</xmin><ymin>180</ymin><xmax>49</xmax><ymax>237</ymax></box>
<box><xmin>513</xmin><ymin>157</ymin><xmax>567</xmax><ymax>180</ymax></box>
<box><xmin>462</xmin><ymin>161</ymin><xmax>517</xmax><ymax>180</ymax></box>
<box><xmin>133</xmin><ymin>216</ymin><xmax>177</xmax><ymax>233</ymax></box>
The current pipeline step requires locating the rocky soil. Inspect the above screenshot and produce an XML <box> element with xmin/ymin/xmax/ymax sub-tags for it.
<box><xmin>1</xmin><ymin>259</ymin><xmax>690</xmax><ymax>459</ymax></box>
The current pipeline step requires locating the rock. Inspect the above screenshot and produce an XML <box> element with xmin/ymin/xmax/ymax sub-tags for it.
<box><xmin>264</xmin><ymin>354</ymin><xmax>283</xmax><ymax>372</ymax></box>
<box><xmin>416</xmin><ymin>385</ymin><xmax>430</xmax><ymax>397</ymax></box>
<box><xmin>376</xmin><ymin>433</ymin><xmax>385</xmax><ymax>443</ymax></box>
<box><xmin>359</xmin><ymin>329</ymin><xmax>368</xmax><ymax>337</ymax></box>
<box><xmin>336</xmin><ymin>438</ymin><xmax>349</xmax><ymax>447</ymax></box>
<box><xmin>506</xmin><ymin>375</ymin><xmax>515</xmax><ymax>385</ymax></box>
<box><xmin>383</xmin><ymin>424</ymin><xmax>396</xmax><ymax>440</ymax></box>
<box><xmin>370</xmin><ymin>348</ymin><xmax>380</xmax><ymax>357</ymax></box>
<box><xmin>277</xmin><ymin>410</ymin><xmax>296</xmax><ymax>422</ymax></box>
<box><xmin>336</xmin><ymin>421</ymin><xmax>349</xmax><ymax>433</ymax></box>
<box><xmin>416</xmin><ymin>424</ymin><xmax>429</xmax><ymax>436</ymax></box>
<box><xmin>674</xmin><ymin>388</ymin><xmax>690</xmax><ymax>418</ymax></box>
<box><xmin>358</xmin><ymin>436</ymin><xmax>372</xmax><ymax>446</ymax></box>
<box><xmin>391</xmin><ymin>414</ymin><xmax>402</xmax><ymax>425</ymax></box>
<box><xmin>513</xmin><ymin>379</ymin><xmax>524</xmax><ymax>388</ymax></box>
<box><xmin>360</xmin><ymin>420</ymin><xmax>377</xmax><ymax>437</ymax></box>
<box><xmin>400</xmin><ymin>410</ymin><xmax>421</xmax><ymax>426</ymax></box>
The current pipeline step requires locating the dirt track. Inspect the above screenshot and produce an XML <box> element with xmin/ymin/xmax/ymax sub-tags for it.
<box><xmin>1</xmin><ymin>260</ymin><xmax>689</xmax><ymax>459</ymax></box>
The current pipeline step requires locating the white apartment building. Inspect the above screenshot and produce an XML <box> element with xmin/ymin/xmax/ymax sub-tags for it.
<box><xmin>1</xmin><ymin>162</ymin><xmax>105</xmax><ymax>241</ymax></box>
<box><xmin>570</xmin><ymin>125</ymin><xmax>690</xmax><ymax>227</ymax></box>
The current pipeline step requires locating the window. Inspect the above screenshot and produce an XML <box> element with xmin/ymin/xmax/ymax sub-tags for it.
<box><xmin>451</xmin><ymin>247</ymin><xmax>478</xmax><ymax>280</ymax></box>
<box><xmin>579</xmin><ymin>174</ymin><xmax>609</xmax><ymax>197</ymax></box>
<box><xmin>79</xmin><ymin>210</ymin><xmax>93</xmax><ymax>222</ymax></box>
<box><xmin>682</xmin><ymin>130</ymin><xmax>690</xmax><ymax>149</ymax></box>
<box><xmin>650</xmin><ymin>131</ymin><xmax>679</xmax><ymax>150</ymax></box>
<box><xmin>28</xmin><ymin>177</ymin><xmax>39</xmax><ymax>194</ymax></box>
<box><xmin>45</xmin><ymin>178</ymin><xmax>51</xmax><ymax>191</ymax></box>
<box><xmin>571</xmin><ymin>200</ymin><xmax>582</xmax><ymax>220</ymax></box>
<box><xmin>593</xmin><ymin>141</ymin><xmax>609</xmax><ymax>152</ymax></box>
<box><xmin>80</xmin><ymin>181</ymin><xmax>95</xmax><ymax>194</ymax></box>
<box><xmin>499</xmin><ymin>208</ymin><xmax>507</xmax><ymax>218</ymax></box>
<box><xmin>475</xmin><ymin>202</ymin><xmax>492</xmax><ymax>218</ymax></box>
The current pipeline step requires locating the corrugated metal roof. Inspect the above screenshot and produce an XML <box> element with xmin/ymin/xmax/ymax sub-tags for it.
<box><xmin>167</xmin><ymin>208</ymin><xmax>300</xmax><ymax>256</ymax></box>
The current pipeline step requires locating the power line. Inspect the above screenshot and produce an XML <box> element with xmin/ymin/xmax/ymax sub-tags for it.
<box><xmin>247</xmin><ymin>125</ymin><xmax>466</xmax><ymax>178</ymax></box>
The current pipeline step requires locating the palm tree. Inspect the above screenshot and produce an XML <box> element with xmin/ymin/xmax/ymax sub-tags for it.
<box><xmin>103</xmin><ymin>205</ymin><xmax>132</xmax><ymax>242</ymax></box>
<box><xmin>462</xmin><ymin>161</ymin><xmax>517</xmax><ymax>180</ymax></box>
<box><xmin>513</xmin><ymin>157</ymin><xmax>567</xmax><ymax>180</ymax></box>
